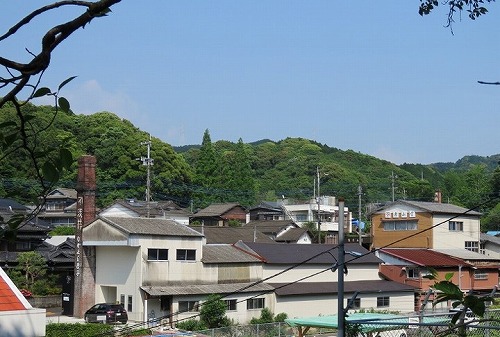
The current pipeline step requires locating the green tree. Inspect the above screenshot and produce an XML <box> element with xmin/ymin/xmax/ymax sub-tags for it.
<box><xmin>220</xmin><ymin>138</ymin><xmax>256</xmax><ymax>206</ymax></box>
<box><xmin>193</xmin><ymin>130</ymin><xmax>222</xmax><ymax>206</ymax></box>
<box><xmin>11</xmin><ymin>251</ymin><xmax>47</xmax><ymax>291</ymax></box>
<box><xmin>199</xmin><ymin>294</ymin><xmax>230</xmax><ymax>329</ymax></box>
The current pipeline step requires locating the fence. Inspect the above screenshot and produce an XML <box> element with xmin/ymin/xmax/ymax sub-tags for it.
<box><xmin>193</xmin><ymin>309</ymin><xmax>500</xmax><ymax>337</ymax></box>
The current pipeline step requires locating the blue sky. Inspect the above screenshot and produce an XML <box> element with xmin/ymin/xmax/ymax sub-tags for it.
<box><xmin>2</xmin><ymin>1</ymin><xmax>499</xmax><ymax>164</ymax></box>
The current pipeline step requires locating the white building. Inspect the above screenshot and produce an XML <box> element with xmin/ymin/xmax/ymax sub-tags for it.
<box><xmin>282</xmin><ymin>197</ymin><xmax>353</xmax><ymax>239</ymax></box>
<box><xmin>82</xmin><ymin>216</ymin><xmax>414</xmax><ymax>326</ymax></box>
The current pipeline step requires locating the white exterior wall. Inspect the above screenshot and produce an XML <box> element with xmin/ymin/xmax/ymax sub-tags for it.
<box><xmin>283</xmin><ymin>202</ymin><xmax>352</xmax><ymax>233</ymax></box>
<box><xmin>139</xmin><ymin>236</ymin><xmax>205</xmax><ymax>284</ymax></box>
<box><xmin>432</xmin><ymin>214</ymin><xmax>480</xmax><ymax>250</ymax></box>
<box><xmin>262</xmin><ymin>264</ymin><xmax>380</xmax><ymax>283</ymax></box>
<box><xmin>171</xmin><ymin>293</ymin><xmax>274</xmax><ymax>326</ymax></box>
<box><xmin>274</xmin><ymin>292</ymin><xmax>415</xmax><ymax>318</ymax></box>
<box><xmin>95</xmin><ymin>245</ymin><xmax>143</xmax><ymax>320</ymax></box>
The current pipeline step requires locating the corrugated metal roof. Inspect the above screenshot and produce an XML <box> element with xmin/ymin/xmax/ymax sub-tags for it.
<box><xmin>102</xmin><ymin>216</ymin><xmax>203</xmax><ymax>237</ymax></box>
<box><xmin>270</xmin><ymin>280</ymin><xmax>415</xmax><ymax>296</ymax></box>
<box><xmin>481</xmin><ymin>233</ymin><xmax>500</xmax><ymax>246</ymax></box>
<box><xmin>380</xmin><ymin>248</ymin><xmax>470</xmax><ymax>267</ymax></box>
<box><xmin>434</xmin><ymin>248</ymin><xmax>500</xmax><ymax>261</ymax></box>
<box><xmin>236</xmin><ymin>242</ymin><xmax>381</xmax><ymax>265</ymax></box>
<box><xmin>141</xmin><ymin>282</ymin><xmax>274</xmax><ymax>296</ymax></box>
<box><xmin>202</xmin><ymin>244</ymin><xmax>263</xmax><ymax>263</ymax></box>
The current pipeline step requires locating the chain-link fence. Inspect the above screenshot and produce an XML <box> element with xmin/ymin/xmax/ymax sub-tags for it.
<box><xmin>190</xmin><ymin>309</ymin><xmax>500</xmax><ymax>337</ymax></box>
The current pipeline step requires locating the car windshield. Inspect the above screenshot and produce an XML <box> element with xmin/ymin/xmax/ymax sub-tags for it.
<box><xmin>109</xmin><ymin>305</ymin><xmax>124</xmax><ymax>311</ymax></box>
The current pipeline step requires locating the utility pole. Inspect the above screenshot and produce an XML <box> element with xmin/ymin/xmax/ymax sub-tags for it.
<box><xmin>316</xmin><ymin>166</ymin><xmax>321</xmax><ymax>244</ymax></box>
<box><xmin>358</xmin><ymin>185</ymin><xmax>362</xmax><ymax>246</ymax></box>
<box><xmin>391</xmin><ymin>171</ymin><xmax>397</xmax><ymax>202</ymax></box>
<box><xmin>337</xmin><ymin>198</ymin><xmax>345</xmax><ymax>337</ymax></box>
<box><xmin>140</xmin><ymin>135</ymin><xmax>154</xmax><ymax>217</ymax></box>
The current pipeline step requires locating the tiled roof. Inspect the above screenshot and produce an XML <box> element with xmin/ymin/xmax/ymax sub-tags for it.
<box><xmin>270</xmin><ymin>280</ymin><xmax>415</xmax><ymax>296</ymax></box>
<box><xmin>0</xmin><ymin>267</ymin><xmax>31</xmax><ymax>311</ymax></box>
<box><xmin>244</xmin><ymin>220</ymin><xmax>297</xmax><ymax>233</ymax></box>
<box><xmin>0</xmin><ymin>198</ymin><xmax>28</xmax><ymax>212</ymax></box>
<box><xmin>380</xmin><ymin>248</ymin><xmax>470</xmax><ymax>267</ymax></box>
<box><xmin>275</xmin><ymin>228</ymin><xmax>309</xmax><ymax>242</ymax></box>
<box><xmin>393</xmin><ymin>200</ymin><xmax>481</xmax><ymax>216</ymax></box>
<box><xmin>190</xmin><ymin>226</ymin><xmax>275</xmax><ymax>244</ymax></box>
<box><xmin>202</xmin><ymin>244</ymin><xmax>263</xmax><ymax>263</ymax></box>
<box><xmin>193</xmin><ymin>203</ymin><xmax>245</xmax><ymax>217</ymax></box>
<box><xmin>102</xmin><ymin>216</ymin><xmax>203</xmax><ymax>237</ymax></box>
<box><xmin>250</xmin><ymin>201</ymin><xmax>283</xmax><ymax>211</ymax></box>
<box><xmin>236</xmin><ymin>242</ymin><xmax>381</xmax><ymax>265</ymax></box>
<box><xmin>111</xmin><ymin>199</ymin><xmax>191</xmax><ymax>217</ymax></box>
<box><xmin>46</xmin><ymin>188</ymin><xmax>77</xmax><ymax>199</ymax></box>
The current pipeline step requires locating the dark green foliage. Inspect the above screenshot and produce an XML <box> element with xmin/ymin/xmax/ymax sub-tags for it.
<box><xmin>49</xmin><ymin>226</ymin><xmax>76</xmax><ymax>236</ymax></box>
<box><xmin>199</xmin><ymin>294</ymin><xmax>230</xmax><ymax>328</ymax></box>
<box><xmin>46</xmin><ymin>323</ymin><xmax>113</xmax><ymax>337</ymax></box>
<box><xmin>274</xmin><ymin>312</ymin><xmax>288</xmax><ymax>322</ymax></box>
<box><xmin>176</xmin><ymin>319</ymin><xmax>207</xmax><ymax>331</ymax></box>
<box><xmin>250</xmin><ymin>307</ymin><xmax>274</xmax><ymax>324</ymax></box>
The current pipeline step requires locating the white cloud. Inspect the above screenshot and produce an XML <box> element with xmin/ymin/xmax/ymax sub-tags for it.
<box><xmin>64</xmin><ymin>80</ymin><xmax>138</xmax><ymax>117</ymax></box>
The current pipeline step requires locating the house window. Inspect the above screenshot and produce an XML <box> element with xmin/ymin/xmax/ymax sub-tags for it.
<box><xmin>383</xmin><ymin>220</ymin><xmax>417</xmax><ymax>231</ymax></box>
<box><xmin>449</xmin><ymin>221</ymin><xmax>464</xmax><ymax>231</ymax></box>
<box><xmin>247</xmin><ymin>298</ymin><xmax>265</xmax><ymax>310</ymax></box>
<box><xmin>474</xmin><ymin>270</ymin><xmax>488</xmax><ymax>280</ymax></box>
<box><xmin>345</xmin><ymin>298</ymin><xmax>361</xmax><ymax>309</ymax></box>
<box><xmin>179</xmin><ymin>301</ymin><xmax>199</xmax><ymax>312</ymax></box>
<box><xmin>120</xmin><ymin>294</ymin><xmax>125</xmax><ymax>306</ymax></box>
<box><xmin>465</xmin><ymin>241</ymin><xmax>479</xmax><ymax>253</ymax></box>
<box><xmin>15</xmin><ymin>242</ymin><xmax>31</xmax><ymax>250</ymax></box>
<box><xmin>176</xmin><ymin>249</ymin><xmax>196</xmax><ymax>261</ymax></box>
<box><xmin>225</xmin><ymin>299</ymin><xmax>237</xmax><ymax>311</ymax></box>
<box><xmin>480</xmin><ymin>243</ymin><xmax>486</xmax><ymax>255</ymax></box>
<box><xmin>407</xmin><ymin>268</ymin><xmax>419</xmax><ymax>279</ymax></box>
<box><xmin>377</xmin><ymin>296</ymin><xmax>390</xmax><ymax>308</ymax></box>
<box><xmin>128</xmin><ymin>295</ymin><xmax>133</xmax><ymax>312</ymax></box>
<box><xmin>148</xmin><ymin>248</ymin><xmax>168</xmax><ymax>261</ymax></box>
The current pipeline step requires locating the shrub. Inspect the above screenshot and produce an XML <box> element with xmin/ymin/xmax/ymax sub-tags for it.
<box><xmin>46</xmin><ymin>323</ymin><xmax>113</xmax><ymax>337</ymax></box>
<box><xmin>176</xmin><ymin>319</ymin><xmax>206</xmax><ymax>331</ymax></box>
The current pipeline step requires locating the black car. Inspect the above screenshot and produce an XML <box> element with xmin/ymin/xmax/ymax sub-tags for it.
<box><xmin>84</xmin><ymin>303</ymin><xmax>128</xmax><ymax>324</ymax></box>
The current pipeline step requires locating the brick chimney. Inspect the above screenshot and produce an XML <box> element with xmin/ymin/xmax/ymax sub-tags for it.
<box><xmin>73</xmin><ymin>155</ymin><xmax>97</xmax><ymax>317</ymax></box>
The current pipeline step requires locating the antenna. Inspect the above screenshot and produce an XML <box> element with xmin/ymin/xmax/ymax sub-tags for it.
<box><xmin>140</xmin><ymin>134</ymin><xmax>154</xmax><ymax>217</ymax></box>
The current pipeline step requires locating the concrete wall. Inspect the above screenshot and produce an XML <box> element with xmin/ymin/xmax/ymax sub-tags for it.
<box><xmin>0</xmin><ymin>309</ymin><xmax>46</xmax><ymax>337</ymax></box>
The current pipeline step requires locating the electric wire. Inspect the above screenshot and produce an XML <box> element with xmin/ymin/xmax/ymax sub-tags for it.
<box><xmin>88</xmin><ymin>194</ymin><xmax>499</xmax><ymax>336</ymax></box>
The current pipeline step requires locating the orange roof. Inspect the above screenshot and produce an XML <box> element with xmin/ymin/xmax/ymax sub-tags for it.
<box><xmin>0</xmin><ymin>267</ymin><xmax>30</xmax><ymax>311</ymax></box>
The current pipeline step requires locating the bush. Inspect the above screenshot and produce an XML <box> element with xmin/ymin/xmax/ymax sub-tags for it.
<box><xmin>274</xmin><ymin>312</ymin><xmax>288</xmax><ymax>322</ymax></box>
<box><xmin>176</xmin><ymin>319</ymin><xmax>206</xmax><ymax>331</ymax></box>
<box><xmin>46</xmin><ymin>323</ymin><xmax>113</xmax><ymax>337</ymax></box>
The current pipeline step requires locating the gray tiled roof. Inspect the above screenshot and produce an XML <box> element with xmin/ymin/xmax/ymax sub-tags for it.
<box><xmin>141</xmin><ymin>282</ymin><xmax>274</xmax><ymax>296</ymax></box>
<box><xmin>236</xmin><ymin>242</ymin><xmax>381</xmax><ymax>265</ymax></box>
<box><xmin>193</xmin><ymin>203</ymin><xmax>244</xmax><ymax>217</ymax></box>
<box><xmin>102</xmin><ymin>216</ymin><xmax>203</xmax><ymax>237</ymax></box>
<box><xmin>190</xmin><ymin>226</ymin><xmax>275</xmax><ymax>244</ymax></box>
<box><xmin>395</xmin><ymin>200</ymin><xmax>481</xmax><ymax>216</ymax></box>
<box><xmin>202</xmin><ymin>244</ymin><xmax>263</xmax><ymax>263</ymax></box>
<box><xmin>113</xmin><ymin>199</ymin><xmax>192</xmax><ymax>217</ymax></box>
<box><xmin>275</xmin><ymin>228</ymin><xmax>309</xmax><ymax>242</ymax></box>
<box><xmin>244</xmin><ymin>220</ymin><xmax>298</xmax><ymax>233</ymax></box>
<box><xmin>270</xmin><ymin>280</ymin><xmax>415</xmax><ymax>296</ymax></box>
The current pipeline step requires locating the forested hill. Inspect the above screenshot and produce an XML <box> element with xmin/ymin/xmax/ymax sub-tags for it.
<box><xmin>0</xmin><ymin>104</ymin><xmax>498</xmax><ymax>229</ymax></box>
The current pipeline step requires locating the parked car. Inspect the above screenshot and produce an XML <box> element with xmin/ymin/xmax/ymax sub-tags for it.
<box><xmin>84</xmin><ymin>303</ymin><xmax>128</xmax><ymax>324</ymax></box>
